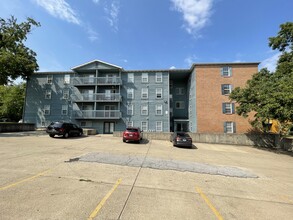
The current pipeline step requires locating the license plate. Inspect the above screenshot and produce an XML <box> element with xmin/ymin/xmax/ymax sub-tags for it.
<box><xmin>129</xmin><ymin>134</ymin><xmax>133</xmax><ymax>137</ymax></box>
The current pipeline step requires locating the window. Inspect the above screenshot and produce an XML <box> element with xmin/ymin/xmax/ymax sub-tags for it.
<box><xmin>141</xmin><ymin>121</ymin><xmax>148</xmax><ymax>131</ymax></box>
<box><xmin>44</xmin><ymin>105</ymin><xmax>50</xmax><ymax>115</ymax></box>
<box><xmin>224</xmin><ymin>121</ymin><xmax>236</xmax><ymax>133</ymax></box>
<box><xmin>221</xmin><ymin>66</ymin><xmax>232</xmax><ymax>77</ymax></box>
<box><xmin>141</xmin><ymin>105</ymin><xmax>148</xmax><ymax>115</ymax></box>
<box><xmin>156</xmin><ymin>72</ymin><xmax>162</xmax><ymax>83</ymax></box>
<box><xmin>127</xmin><ymin>121</ymin><xmax>133</xmax><ymax>127</ymax></box>
<box><xmin>61</xmin><ymin>105</ymin><xmax>68</xmax><ymax>115</ymax></box>
<box><xmin>142</xmin><ymin>73</ymin><xmax>148</xmax><ymax>83</ymax></box>
<box><xmin>64</xmin><ymin>74</ymin><xmax>70</xmax><ymax>84</ymax></box>
<box><xmin>63</xmin><ymin>89</ymin><xmax>69</xmax><ymax>99</ymax></box>
<box><xmin>128</xmin><ymin>73</ymin><xmax>134</xmax><ymax>83</ymax></box>
<box><xmin>127</xmin><ymin>104</ymin><xmax>134</xmax><ymax>115</ymax></box>
<box><xmin>176</xmin><ymin>87</ymin><xmax>185</xmax><ymax>95</ymax></box>
<box><xmin>222</xmin><ymin>103</ymin><xmax>235</xmax><ymax>114</ymax></box>
<box><xmin>45</xmin><ymin>90</ymin><xmax>51</xmax><ymax>99</ymax></box>
<box><xmin>127</xmin><ymin>88</ymin><xmax>134</xmax><ymax>99</ymax></box>
<box><xmin>141</xmin><ymin>88</ymin><xmax>148</xmax><ymax>99</ymax></box>
<box><xmin>221</xmin><ymin>84</ymin><xmax>232</xmax><ymax>95</ymax></box>
<box><xmin>47</xmin><ymin>75</ymin><xmax>53</xmax><ymax>84</ymax></box>
<box><xmin>156</xmin><ymin>105</ymin><xmax>163</xmax><ymax>115</ymax></box>
<box><xmin>156</xmin><ymin>88</ymin><xmax>163</xmax><ymax>99</ymax></box>
<box><xmin>156</xmin><ymin>121</ymin><xmax>163</xmax><ymax>132</ymax></box>
<box><xmin>175</xmin><ymin>101</ymin><xmax>185</xmax><ymax>109</ymax></box>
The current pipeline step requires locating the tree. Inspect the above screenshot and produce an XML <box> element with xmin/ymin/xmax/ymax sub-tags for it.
<box><xmin>0</xmin><ymin>16</ymin><xmax>40</xmax><ymax>85</ymax></box>
<box><xmin>230</xmin><ymin>22</ymin><xmax>293</xmax><ymax>134</ymax></box>
<box><xmin>0</xmin><ymin>83</ymin><xmax>26</xmax><ymax>122</ymax></box>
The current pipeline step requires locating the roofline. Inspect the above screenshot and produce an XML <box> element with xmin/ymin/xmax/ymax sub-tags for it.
<box><xmin>192</xmin><ymin>62</ymin><xmax>260</xmax><ymax>68</ymax></box>
<box><xmin>71</xmin><ymin>59</ymin><xmax>123</xmax><ymax>70</ymax></box>
<box><xmin>122</xmin><ymin>68</ymin><xmax>190</xmax><ymax>73</ymax></box>
<box><xmin>33</xmin><ymin>71</ymin><xmax>74</xmax><ymax>74</ymax></box>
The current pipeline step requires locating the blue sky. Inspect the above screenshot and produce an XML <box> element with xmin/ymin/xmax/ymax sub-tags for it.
<box><xmin>1</xmin><ymin>0</ymin><xmax>292</xmax><ymax>73</ymax></box>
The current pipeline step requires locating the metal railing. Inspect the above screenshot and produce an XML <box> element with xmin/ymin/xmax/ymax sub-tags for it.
<box><xmin>73</xmin><ymin>93</ymin><xmax>121</xmax><ymax>102</ymax></box>
<box><xmin>74</xmin><ymin>110</ymin><xmax>121</xmax><ymax>119</ymax></box>
<box><xmin>72</xmin><ymin>77</ymin><xmax>122</xmax><ymax>85</ymax></box>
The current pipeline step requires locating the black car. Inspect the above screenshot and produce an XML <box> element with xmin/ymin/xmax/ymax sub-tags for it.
<box><xmin>170</xmin><ymin>132</ymin><xmax>193</xmax><ymax>147</ymax></box>
<box><xmin>46</xmin><ymin>122</ymin><xmax>83</xmax><ymax>138</ymax></box>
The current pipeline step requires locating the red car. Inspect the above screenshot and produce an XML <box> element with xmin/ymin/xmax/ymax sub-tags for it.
<box><xmin>123</xmin><ymin>127</ymin><xmax>143</xmax><ymax>143</ymax></box>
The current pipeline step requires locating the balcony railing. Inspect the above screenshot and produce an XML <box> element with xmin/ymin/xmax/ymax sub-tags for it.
<box><xmin>73</xmin><ymin>93</ymin><xmax>122</xmax><ymax>102</ymax></box>
<box><xmin>74</xmin><ymin>110</ymin><xmax>121</xmax><ymax>119</ymax></box>
<box><xmin>72</xmin><ymin>77</ymin><xmax>122</xmax><ymax>86</ymax></box>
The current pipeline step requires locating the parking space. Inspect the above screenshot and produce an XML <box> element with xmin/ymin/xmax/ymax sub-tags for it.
<box><xmin>0</xmin><ymin>133</ymin><xmax>293</xmax><ymax>219</ymax></box>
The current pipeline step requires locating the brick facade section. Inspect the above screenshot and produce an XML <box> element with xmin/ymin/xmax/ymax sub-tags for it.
<box><xmin>195</xmin><ymin>63</ymin><xmax>259</xmax><ymax>133</ymax></box>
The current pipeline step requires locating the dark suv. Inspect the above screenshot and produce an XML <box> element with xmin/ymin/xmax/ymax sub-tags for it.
<box><xmin>123</xmin><ymin>127</ymin><xmax>143</xmax><ymax>143</ymax></box>
<box><xmin>46</xmin><ymin>122</ymin><xmax>83</xmax><ymax>138</ymax></box>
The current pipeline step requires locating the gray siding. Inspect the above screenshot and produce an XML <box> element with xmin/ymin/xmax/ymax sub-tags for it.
<box><xmin>188</xmin><ymin>69</ymin><xmax>197</xmax><ymax>132</ymax></box>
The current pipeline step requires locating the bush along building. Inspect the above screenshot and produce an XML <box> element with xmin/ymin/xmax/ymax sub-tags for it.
<box><xmin>23</xmin><ymin>60</ymin><xmax>259</xmax><ymax>134</ymax></box>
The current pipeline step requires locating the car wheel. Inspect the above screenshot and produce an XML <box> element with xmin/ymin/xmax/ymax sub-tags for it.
<box><xmin>123</xmin><ymin>138</ymin><xmax>126</xmax><ymax>142</ymax></box>
<box><xmin>49</xmin><ymin>134</ymin><xmax>55</xmax><ymax>138</ymax></box>
<box><xmin>63</xmin><ymin>132</ymin><xmax>69</xmax><ymax>138</ymax></box>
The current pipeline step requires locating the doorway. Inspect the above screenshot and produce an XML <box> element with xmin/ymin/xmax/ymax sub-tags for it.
<box><xmin>104</xmin><ymin>122</ymin><xmax>115</xmax><ymax>134</ymax></box>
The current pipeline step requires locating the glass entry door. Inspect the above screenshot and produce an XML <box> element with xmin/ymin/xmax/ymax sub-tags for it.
<box><xmin>104</xmin><ymin>122</ymin><xmax>115</xmax><ymax>134</ymax></box>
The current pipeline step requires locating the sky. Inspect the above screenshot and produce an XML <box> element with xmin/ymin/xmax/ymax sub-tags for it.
<box><xmin>1</xmin><ymin>0</ymin><xmax>292</xmax><ymax>74</ymax></box>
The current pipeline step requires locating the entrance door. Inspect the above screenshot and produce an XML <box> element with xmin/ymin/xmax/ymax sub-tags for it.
<box><xmin>104</xmin><ymin>122</ymin><xmax>115</xmax><ymax>134</ymax></box>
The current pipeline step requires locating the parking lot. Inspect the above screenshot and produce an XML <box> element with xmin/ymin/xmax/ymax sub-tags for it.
<box><xmin>0</xmin><ymin>132</ymin><xmax>293</xmax><ymax>220</ymax></box>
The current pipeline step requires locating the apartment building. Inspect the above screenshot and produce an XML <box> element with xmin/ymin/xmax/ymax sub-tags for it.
<box><xmin>23</xmin><ymin>60</ymin><xmax>259</xmax><ymax>134</ymax></box>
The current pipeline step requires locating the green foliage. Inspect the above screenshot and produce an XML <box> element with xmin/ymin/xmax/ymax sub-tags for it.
<box><xmin>230</xmin><ymin>22</ymin><xmax>293</xmax><ymax>134</ymax></box>
<box><xmin>0</xmin><ymin>16</ymin><xmax>40</xmax><ymax>85</ymax></box>
<box><xmin>0</xmin><ymin>83</ymin><xmax>26</xmax><ymax>122</ymax></box>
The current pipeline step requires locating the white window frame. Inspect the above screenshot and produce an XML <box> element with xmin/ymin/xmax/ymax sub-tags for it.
<box><xmin>127</xmin><ymin>121</ymin><xmax>133</xmax><ymax>127</ymax></box>
<box><xmin>176</xmin><ymin>87</ymin><xmax>185</xmax><ymax>95</ymax></box>
<box><xmin>142</xmin><ymin>73</ymin><xmax>148</xmax><ymax>83</ymax></box>
<box><xmin>221</xmin><ymin>66</ymin><xmax>232</xmax><ymax>77</ymax></box>
<box><xmin>156</xmin><ymin>88</ymin><xmax>163</xmax><ymax>99</ymax></box>
<box><xmin>175</xmin><ymin>101</ymin><xmax>185</xmax><ymax>109</ymax></box>
<box><xmin>45</xmin><ymin>90</ymin><xmax>51</xmax><ymax>99</ymax></box>
<box><xmin>141</xmin><ymin>105</ymin><xmax>148</xmax><ymax>115</ymax></box>
<box><xmin>127</xmin><ymin>104</ymin><xmax>134</xmax><ymax>115</ymax></box>
<box><xmin>127</xmin><ymin>88</ymin><xmax>134</xmax><ymax>99</ymax></box>
<box><xmin>222</xmin><ymin>103</ymin><xmax>235</xmax><ymax>114</ymax></box>
<box><xmin>141</xmin><ymin>121</ymin><xmax>148</xmax><ymax>131</ymax></box>
<box><xmin>47</xmin><ymin>75</ymin><xmax>53</xmax><ymax>84</ymax></box>
<box><xmin>141</xmin><ymin>88</ymin><xmax>148</xmax><ymax>99</ymax></box>
<box><xmin>61</xmin><ymin>105</ymin><xmax>68</xmax><ymax>115</ymax></box>
<box><xmin>64</xmin><ymin>74</ymin><xmax>70</xmax><ymax>84</ymax></box>
<box><xmin>128</xmin><ymin>73</ymin><xmax>134</xmax><ymax>83</ymax></box>
<box><xmin>63</xmin><ymin>89</ymin><xmax>69</xmax><ymax>99</ymax></box>
<box><xmin>156</xmin><ymin>121</ymin><xmax>163</xmax><ymax>132</ymax></box>
<box><xmin>224</xmin><ymin>121</ymin><xmax>235</xmax><ymax>133</ymax></box>
<box><xmin>156</xmin><ymin>72</ymin><xmax>163</xmax><ymax>83</ymax></box>
<box><xmin>44</xmin><ymin>105</ymin><xmax>50</xmax><ymax>115</ymax></box>
<box><xmin>156</xmin><ymin>104</ymin><xmax>163</xmax><ymax>115</ymax></box>
<box><xmin>221</xmin><ymin>84</ymin><xmax>232</xmax><ymax>95</ymax></box>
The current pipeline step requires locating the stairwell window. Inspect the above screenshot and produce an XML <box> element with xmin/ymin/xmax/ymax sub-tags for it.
<box><xmin>127</xmin><ymin>104</ymin><xmax>134</xmax><ymax>115</ymax></box>
<box><xmin>141</xmin><ymin>88</ymin><xmax>148</xmax><ymax>99</ymax></box>
<box><xmin>128</xmin><ymin>73</ymin><xmax>134</xmax><ymax>83</ymax></box>
<box><xmin>156</xmin><ymin>105</ymin><xmax>163</xmax><ymax>115</ymax></box>
<box><xmin>47</xmin><ymin>75</ymin><xmax>53</xmax><ymax>84</ymax></box>
<box><xmin>156</xmin><ymin>121</ymin><xmax>163</xmax><ymax>132</ymax></box>
<box><xmin>64</xmin><ymin>74</ymin><xmax>70</xmax><ymax>84</ymax></box>
<box><xmin>156</xmin><ymin>88</ymin><xmax>163</xmax><ymax>99</ymax></box>
<box><xmin>63</xmin><ymin>89</ymin><xmax>69</xmax><ymax>99</ymax></box>
<box><xmin>141</xmin><ymin>121</ymin><xmax>148</xmax><ymax>131</ymax></box>
<box><xmin>127</xmin><ymin>121</ymin><xmax>133</xmax><ymax>127</ymax></box>
<box><xmin>141</xmin><ymin>105</ymin><xmax>148</xmax><ymax>115</ymax></box>
<box><xmin>221</xmin><ymin>66</ymin><xmax>232</xmax><ymax>77</ymax></box>
<box><xmin>224</xmin><ymin>121</ymin><xmax>236</xmax><ymax>133</ymax></box>
<box><xmin>222</xmin><ymin>103</ymin><xmax>235</xmax><ymax>114</ymax></box>
<box><xmin>221</xmin><ymin>84</ymin><xmax>233</xmax><ymax>95</ymax></box>
<box><xmin>127</xmin><ymin>88</ymin><xmax>134</xmax><ymax>99</ymax></box>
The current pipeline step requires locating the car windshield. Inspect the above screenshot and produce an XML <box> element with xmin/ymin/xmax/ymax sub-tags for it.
<box><xmin>126</xmin><ymin>128</ymin><xmax>138</xmax><ymax>132</ymax></box>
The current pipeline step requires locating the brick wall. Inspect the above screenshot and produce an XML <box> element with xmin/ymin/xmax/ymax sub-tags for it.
<box><xmin>196</xmin><ymin>63</ymin><xmax>259</xmax><ymax>133</ymax></box>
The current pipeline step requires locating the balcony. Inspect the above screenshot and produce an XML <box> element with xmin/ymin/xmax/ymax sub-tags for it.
<box><xmin>73</xmin><ymin>93</ymin><xmax>122</xmax><ymax>102</ymax></box>
<box><xmin>74</xmin><ymin>110</ymin><xmax>121</xmax><ymax>119</ymax></box>
<box><xmin>72</xmin><ymin>77</ymin><xmax>122</xmax><ymax>86</ymax></box>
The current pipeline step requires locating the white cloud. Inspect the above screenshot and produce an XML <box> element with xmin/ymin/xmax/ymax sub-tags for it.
<box><xmin>260</xmin><ymin>52</ymin><xmax>281</xmax><ymax>72</ymax></box>
<box><xmin>33</xmin><ymin>0</ymin><xmax>80</xmax><ymax>25</ymax></box>
<box><xmin>184</xmin><ymin>55</ymin><xmax>198</xmax><ymax>66</ymax></box>
<box><xmin>171</xmin><ymin>0</ymin><xmax>213</xmax><ymax>35</ymax></box>
<box><xmin>85</xmin><ymin>25</ymin><xmax>99</xmax><ymax>42</ymax></box>
<box><xmin>170</xmin><ymin>66</ymin><xmax>176</xmax><ymax>69</ymax></box>
<box><xmin>104</xmin><ymin>0</ymin><xmax>120</xmax><ymax>31</ymax></box>
<box><xmin>92</xmin><ymin>0</ymin><xmax>100</xmax><ymax>4</ymax></box>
